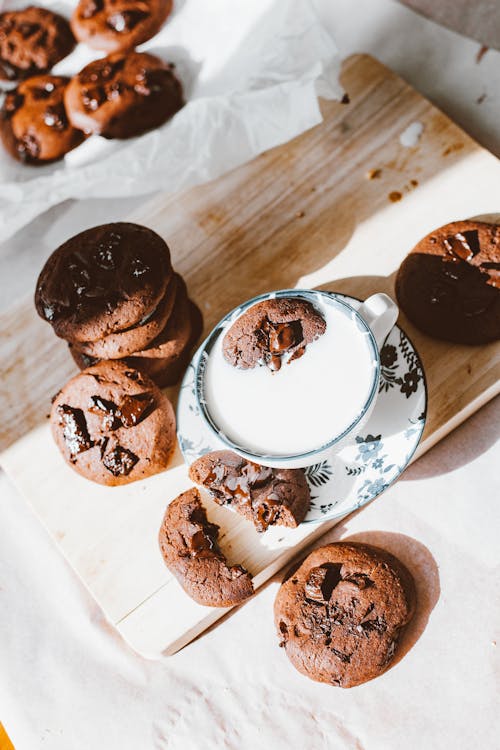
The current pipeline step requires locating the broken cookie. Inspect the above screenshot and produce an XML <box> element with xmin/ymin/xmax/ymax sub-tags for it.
<box><xmin>189</xmin><ymin>450</ymin><xmax>310</xmax><ymax>532</ymax></box>
<box><xmin>158</xmin><ymin>488</ymin><xmax>254</xmax><ymax>607</ymax></box>
<box><xmin>222</xmin><ymin>297</ymin><xmax>326</xmax><ymax>371</ymax></box>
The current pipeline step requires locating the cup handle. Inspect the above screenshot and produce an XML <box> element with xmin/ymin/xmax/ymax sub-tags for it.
<box><xmin>357</xmin><ymin>293</ymin><xmax>398</xmax><ymax>349</ymax></box>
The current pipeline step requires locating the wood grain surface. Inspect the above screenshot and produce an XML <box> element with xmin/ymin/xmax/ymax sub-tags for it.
<box><xmin>1</xmin><ymin>55</ymin><xmax>499</xmax><ymax>656</ymax></box>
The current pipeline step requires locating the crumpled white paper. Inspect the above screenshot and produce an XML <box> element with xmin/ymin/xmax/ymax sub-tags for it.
<box><xmin>0</xmin><ymin>0</ymin><xmax>341</xmax><ymax>242</ymax></box>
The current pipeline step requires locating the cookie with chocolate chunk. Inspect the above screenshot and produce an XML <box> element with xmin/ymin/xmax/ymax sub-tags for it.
<box><xmin>0</xmin><ymin>75</ymin><xmax>83</xmax><ymax>164</ymax></box>
<box><xmin>0</xmin><ymin>6</ymin><xmax>75</xmax><ymax>81</ymax></box>
<box><xmin>71</xmin><ymin>0</ymin><xmax>172</xmax><ymax>53</ymax></box>
<box><xmin>223</xmin><ymin>297</ymin><xmax>326</xmax><ymax>371</ymax></box>
<box><xmin>189</xmin><ymin>450</ymin><xmax>310</xmax><ymax>532</ymax></box>
<box><xmin>274</xmin><ymin>542</ymin><xmax>415</xmax><ymax>688</ymax></box>
<box><xmin>396</xmin><ymin>220</ymin><xmax>500</xmax><ymax>344</ymax></box>
<box><xmin>158</xmin><ymin>488</ymin><xmax>254</xmax><ymax>607</ymax></box>
<box><xmin>35</xmin><ymin>222</ymin><xmax>173</xmax><ymax>344</ymax></box>
<box><xmin>50</xmin><ymin>360</ymin><xmax>175</xmax><ymax>485</ymax></box>
<box><xmin>77</xmin><ymin>272</ymin><xmax>180</xmax><ymax>360</ymax></box>
<box><xmin>64</xmin><ymin>51</ymin><xmax>183</xmax><ymax>139</ymax></box>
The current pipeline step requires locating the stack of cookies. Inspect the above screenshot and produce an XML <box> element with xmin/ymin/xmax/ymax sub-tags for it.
<box><xmin>35</xmin><ymin>222</ymin><xmax>203</xmax><ymax>388</ymax></box>
<box><xmin>0</xmin><ymin>2</ymin><xmax>183</xmax><ymax>165</ymax></box>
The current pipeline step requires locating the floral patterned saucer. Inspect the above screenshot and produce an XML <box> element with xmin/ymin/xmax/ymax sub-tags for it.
<box><xmin>176</xmin><ymin>293</ymin><xmax>427</xmax><ymax>523</ymax></box>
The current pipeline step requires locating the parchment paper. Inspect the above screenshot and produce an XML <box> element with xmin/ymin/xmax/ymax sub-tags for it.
<box><xmin>0</xmin><ymin>0</ymin><xmax>341</xmax><ymax>243</ymax></box>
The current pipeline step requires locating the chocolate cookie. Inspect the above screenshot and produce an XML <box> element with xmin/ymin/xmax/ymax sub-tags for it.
<box><xmin>64</xmin><ymin>51</ymin><xmax>184</xmax><ymax>139</ymax></box>
<box><xmin>77</xmin><ymin>272</ymin><xmax>180</xmax><ymax>360</ymax></box>
<box><xmin>274</xmin><ymin>542</ymin><xmax>415</xmax><ymax>688</ymax></box>
<box><xmin>158</xmin><ymin>488</ymin><xmax>254</xmax><ymax>607</ymax></box>
<box><xmin>223</xmin><ymin>297</ymin><xmax>326</xmax><ymax>371</ymax></box>
<box><xmin>189</xmin><ymin>451</ymin><xmax>310</xmax><ymax>533</ymax></box>
<box><xmin>35</xmin><ymin>222</ymin><xmax>172</xmax><ymax>343</ymax></box>
<box><xmin>0</xmin><ymin>6</ymin><xmax>75</xmax><ymax>81</ymax></box>
<box><xmin>71</xmin><ymin>0</ymin><xmax>172</xmax><ymax>53</ymax></box>
<box><xmin>51</xmin><ymin>360</ymin><xmax>176</xmax><ymax>485</ymax></box>
<box><xmin>0</xmin><ymin>75</ymin><xmax>84</xmax><ymax>164</ymax></box>
<box><xmin>396</xmin><ymin>220</ymin><xmax>500</xmax><ymax>344</ymax></box>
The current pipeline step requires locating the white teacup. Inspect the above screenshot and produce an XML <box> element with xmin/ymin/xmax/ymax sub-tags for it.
<box><xmin>194</xmin><ymin>289</ymin><xmax>398</xmax><ymax>469</ymax></box>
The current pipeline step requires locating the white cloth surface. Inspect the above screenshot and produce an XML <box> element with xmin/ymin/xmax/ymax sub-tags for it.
<box><xmin>1</xmin><ymin>0</ymin><xmax>500</xmax><ymax>748</ymax></box>
<box><xmin>0</xmin><ymin>0</ymin><xmax>341</xmax><ymax>242</ymax></box>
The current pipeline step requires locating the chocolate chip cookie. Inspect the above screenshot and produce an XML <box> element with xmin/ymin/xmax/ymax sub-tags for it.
<box><xmin>0</xmin><ymin>6</ymin><xmax>75</xmax><ymax>81</ymax></box>
<box><xmin>77</xmin><ymin>272</ymin><xmax>180</xmax><ymax>360</ymax></box>
<box><xmin>189</xmin><ymin>451</ymin><xmax>310</xmax><ymax>532</ymax></box>
<box><xmin>64</xmin><ymin>51</ymin><xmax>184</xmax><ymax>138</ymax></box>
<box><xmin>396</xmin><ymin>220</ymin><xmax>500</xmax><ymax>344</ymax></box>
<box><xmin>274</xmin><ymin>542</ymin><xmax>415</xmax><ymax>687</ymax></box>
<box><xmin>158</xmin><ymin>488</ymin><xmax>254</xmax><ymax>607</ymax></box>
<box><xmin>35</xmin><ymin>222</ymin><xmax>172</xmax><ymax>343</ymax></box>
<box><xmin>51</xmin><ymin>360</ymin><xmax>176</xmax><ymax>485</ymax></box>
<box><xmin>0</xmin><ymin>75</ymin><xmax>84</xmax><ymax>164</ymax></box>
<box><xmin>71</xmin><ymin>0</ymin><xmax>172</xmax><ymax>53</ymax></box>
<box><xmin>223</xmin><ymin>297</ymin><xmax>326</xmax><ymax>371</ymax></box>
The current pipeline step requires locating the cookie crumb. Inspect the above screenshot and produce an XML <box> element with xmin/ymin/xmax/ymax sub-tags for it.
<box><xmin>389</xmin><ymin>191</ymin><xmax>402</xmax><ymax>203</ymax></box>
<box><xmin>366</xmin><ymin>168</ymin><xmax>382</xmax><ymax>180</ymax></box>
<box><xmin>295</xmin><ymin>210</ymin><xmax>305</xmax><ymax>218</ymax></box>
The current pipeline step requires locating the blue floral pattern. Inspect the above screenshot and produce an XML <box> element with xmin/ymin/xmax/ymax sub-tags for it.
<box><xmin>176</xmin><ymin>294</ymin><xmax>427</xmax><ymax>522</ymax></box>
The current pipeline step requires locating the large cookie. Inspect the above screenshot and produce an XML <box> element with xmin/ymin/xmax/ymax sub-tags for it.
<box><xmin>77</xmin><ymin>272</ymin><xmax>180</xmax><ymax>360</ymax></box>
<box><xmin>71</xmin><ymin>0</ymin><xmax>172</xmax><ymax>53</ymax></box>
<box><xmin>158</xmin><ymin>488</ymin><xmax>254</xmax><ymax>607</ymax></box>
<box><xmin>396</xmin><ymin>220</ymin><xmax>500</xmax><ymax>344</ymax></box>
<box><xmin>51</xmin><ymin>360</ymin><xmax>176</xmax><ymax>486</ymax></box>
<box><xmin>64</xmin><ymin>51</ymin><xmax>184</xmax><ymax>139</ymax></box>
<box><xmin>223</xmin><ymin>297</ymin><xmax>326</xmax><ymax>371</ymax></box>
<box><xmin>0</xmin><ymin>6</ymin><xmax>75</xmax><ymax>81</ymax></box>
<box><xmin>0</xmin><ymin>75</ymin><xmax>83</xmax><ymax>164</ymax></box>
<box><xmin>189</xmin><ymin>450</ymin><xmax>310</xmax><ymax>532</ymax></box>
<box><xmin>35</xmin><ymin>222</ymin><xmax>172</xmax><ymax>343</ymax></box>
<box><xmin>274</xmin><ymin>542</ymin><xmax>415</xmax><ymax>687</ymax></box>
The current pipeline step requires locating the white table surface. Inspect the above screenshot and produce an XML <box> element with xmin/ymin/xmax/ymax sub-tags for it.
<box><xmin>1</xmin><ymin>1</ymin><xmax>499</xmax><ymax>748</ymax></box>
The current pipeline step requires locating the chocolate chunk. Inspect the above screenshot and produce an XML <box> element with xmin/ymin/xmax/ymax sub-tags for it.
<box><xmin>118</xmin><ymin>392</ymin><xmax>155</xmax><ymax>427</ymax></box>
<box><xmin>43</xmin><ymin>104</ymin><xmax>68</xmax><ymax>130</ymax></box>
<box><xmin>57</xmin><ymin>404</ymin><xmax>92</xmax><ymax>458</ymax></box>
<box><xmin>88</xmin><ymin>394</ymin><xmax>120</xmax><ymax>430</ymax></box>
<box><xmin>102</xmin><ymin>444</ymin><xmax>139</xmax><ymax>476</ymax></box>
<box><xmin>107</xmin><ymin>10</ymin><xmax>148</xmax><ymax>33</ymax></box>
<box><xmin>305</xmin><ymin>564</ymin><xmax>342</xmax><ymax>602</ymax></box>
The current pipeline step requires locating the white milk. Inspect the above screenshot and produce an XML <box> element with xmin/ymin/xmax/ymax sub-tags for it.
<box><xmin>203</xmin><ymin>298</ymin><xmax>377</xmax><ymax>456</ymax></box>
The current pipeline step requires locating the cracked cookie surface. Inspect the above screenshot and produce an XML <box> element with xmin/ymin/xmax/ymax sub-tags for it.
<box><xmin>222</xmin><ymin>297</ymin><xmax>326</xmax><ymax>372</ymax></box>
<box><xmin>158</xmin><ymin>488</ymin><xmax>254</xmax><ymax>607</ymax></box>
<box><xmin>189</xmin><ymin>450</ymin><xmax>310</xmax><ymax>532</ymax></box>
<box><xmin>274</xmin><ymin>542</ymin><xmax>415</xmax><ymax>687</ymax></box>
<box><xmin>50</xmin><ymin>360</ymin><xmax>175</xmax><ymax>485</ymax></box>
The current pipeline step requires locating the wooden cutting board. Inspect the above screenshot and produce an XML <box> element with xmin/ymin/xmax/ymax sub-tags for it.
<box><xmin>1</xmin><ymin>54</ymin><xmax>499</xmax><ymax>657</ymax></box>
